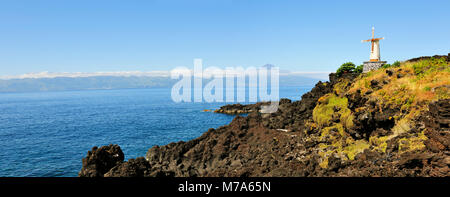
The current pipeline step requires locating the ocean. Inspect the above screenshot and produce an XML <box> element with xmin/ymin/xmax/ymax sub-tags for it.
<box><xmin>0</xmin><ymin>86</ymin><xmax>312</xmax><ymax>177</ymax></box>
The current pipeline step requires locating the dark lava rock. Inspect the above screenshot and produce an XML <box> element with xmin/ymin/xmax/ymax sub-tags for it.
<box><xmin>214</xmin><ymin>102</ymin><xmax>270</xmax><ymax>115</ymax></box>
<box><xmin>422</xmin><ymin>99</ymin><xmax>450</xmax><ymax>151</ymax></box>
<box><xmin>427</xmin><ymin>99</ymin><xmax>450</xmax><ymax>129</ymax></box>
<box><xmin>78</xmin><ymin>144</ymin><xmax>124</xmax><ymax>177</ymax></box>
<box><xmin>386</xmin><ymin>69</ymin><xmax>393</xmax><ymax>76</ymax></box>
<box><xmin>406</xmin><ymin>54</ymin><xmax>449</xmax><ymax>63</ymax></box>
<box><xmin>104</xmin><ymin>157</ymin><xmax>151</xmax><ymax>177</ymax></box>
<box><xmin>327</xmin><ymin>155</ymin><xmax>342</xmax><ymax>172</ymax></box>
<box><xmin>397</xmin><ymin>152</ymin><xmax>433</xmax><ymax>169</ymax></box>
<box><xmin>370</xmin><ymin>79</ymin><xmax>382</xmax><ymax>90</ymax></box>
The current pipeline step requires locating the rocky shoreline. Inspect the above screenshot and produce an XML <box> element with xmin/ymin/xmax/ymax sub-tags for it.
<box><xmin>79</xmin><ymin>55</ymin><xmax>450</xmax><ymax>177</ymax></box>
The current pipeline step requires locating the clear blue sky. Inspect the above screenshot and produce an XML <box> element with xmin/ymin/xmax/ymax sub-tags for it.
<box><xmin>1</xmin><ymin>0</ymin><xmax>449</xmax><ymax>75</ymax></box>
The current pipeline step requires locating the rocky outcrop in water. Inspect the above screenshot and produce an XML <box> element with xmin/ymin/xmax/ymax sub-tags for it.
<box><xmin>214</xmin><ymin>102</ymin><xmax>267</xmax><ymax>114</ymax></box>
<box><xmin>78</xmin><ymin>144</ymin><xmax>124</xmax><ymax>177</ymax></box>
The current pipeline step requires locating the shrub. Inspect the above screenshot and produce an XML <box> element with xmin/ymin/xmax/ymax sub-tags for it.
<box><xmin>336</xmin><ymin>62</ymin><xmax>356</xmax><ymax>77</ymax></box>
<box><xmin>392</xmin><ymin>61</ymin><xmax>401</xmax><ymax>67</ymax></box>
<box><xmin>382</xmin><ymin>63</ymin><xmax>391</xmax><ymax>69</ymax></box>
<box><xmin>382</xmin><ymin>61</ymin><xmax>401</xmax><ymax>69</ymax></box>
<box><xmin>355</xmin><ymin>64</ymin><xmax>364</xmax><ymax>73</ymax></box>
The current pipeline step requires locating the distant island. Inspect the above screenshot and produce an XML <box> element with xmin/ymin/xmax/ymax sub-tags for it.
<box><xmin>0</xmin><ymin>71</ymin><xmax>326</xmax><ymax>93</ymax></box>
<box><xmin>79</xmin><ymin>54</ymin><xmax>449</xmax><ymax>177</ymax></box>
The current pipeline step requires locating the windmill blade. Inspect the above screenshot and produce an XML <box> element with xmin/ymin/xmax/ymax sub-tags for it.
<box><xmin>372</xmin><ymin>27</ymin><xmax>375</xmax><ymax>39</ymax></box>
<box><xmin>362</xmin><ymin>39</ymin><xmax>371</xmax><ymax>43</ymax></box>
<box><xmin>372</xmin><ymin>37</ymin><xmax>385</xmax><ymax>41</ymax></box>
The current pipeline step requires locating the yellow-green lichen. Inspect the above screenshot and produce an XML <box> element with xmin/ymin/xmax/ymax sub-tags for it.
<box><xmin>313</xmin><ymin>93</ymin><xmax>354</xmax><ymax>129</ymax></box>
<box><xmin>392</xmin><ymin>118</ymin><xmax>412</xmax><ymax>136</ymax></box>
<box><xmin>398</xmin><ymin>130</ymin><xmax>428</xmax><ymax>154</ymax></box>
<box><xmin>319</xmin><ymin>157</ymin><xmax>329</xmax><ymax>169</ymax></box>
<box><xmin>318</xmin><ymin>149</ymin><xmax>335</xmax><ymax>168</ymax></box>
<box><xmin>369</xmin><ymin>135</ymin><xmax>390</xmax><ymax>153</ymax></box>
<box><xmin>317</xmin><ymin>137</ymin><xmax>370</xmax><ymax>169</ymax></box>
<box><xmin>342</xmin><ymin>139</ymin><xmax>370</xmax><ymax>160</ymax></box>
<box><xmin>319</xmin><ymin>123</ymin><xmax>345</xmax><ymax>141</ymax></box>
<box><xmin>333</xmin><ymin>78</ymin><xmax>351</xmax><ymax>96</ymax></box>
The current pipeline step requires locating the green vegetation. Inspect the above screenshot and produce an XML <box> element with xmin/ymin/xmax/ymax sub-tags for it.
<box><xmin>382</xmin><ymin>63</ymin><xmax>391</xmax><ymax>69</ymax></box>
<box><xmin>335</xmin><ymin>62</ymin><xmax>365</xmax><ymax>76</ymax></box>
<box><xmin>392</xmin><ymin>61</ymin><xmax>401</xmax><ymax>67</ymax></box>
<box><xmin>336</xmin><ymin>62</ymin><xmax>364</xmax><ymax>76</ymax></box>
<box><xmin>382</xmin><ymin>61</ymin><xmax>401</xmax><ymax>69</ymax></box>
<box><xmin>350</xmin><ymin>57</ymin><xmax>449</xmax><ymax>105</ymax></box>
<box><xmin>355</xmin><ymin>64</ymin><xmax>364</xmax><ymax>74</ymax></box>
<box><xmin>343</xmin><ymin>140</ymin><xmax>370</xmax><ymax>160</ymax></box>
<box><xmin>313</xmin><ymin>93</ymin><xmax>354</xmax><ymax>129</ymax></box>
<box><xmin>336</xmin><ymin>62</ymin><xmax>356</xmax><ymax>77</ymax></box>
<box><xmin>412</xmin><ymin>57</ymin><xmax>449</xmax><ymax>78</ymax></box>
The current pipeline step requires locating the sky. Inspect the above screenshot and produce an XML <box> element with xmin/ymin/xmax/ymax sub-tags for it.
<box><xmin>0</xmin><ymin>0</ymin><xmax>449</xmax><ymax>76</ymax></box>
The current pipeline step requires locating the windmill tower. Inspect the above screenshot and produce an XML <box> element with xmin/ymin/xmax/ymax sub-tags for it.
<box><xmin>362</xmin><ymin>27</ymin><xmax>386</xmax><ymax>72</ymax></box>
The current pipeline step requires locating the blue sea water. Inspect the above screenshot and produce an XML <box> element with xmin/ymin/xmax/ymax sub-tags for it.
<box><xmin>0</xmin><ymin>86</ymin><xmax>312</xmax><ymax>177</ymax></box>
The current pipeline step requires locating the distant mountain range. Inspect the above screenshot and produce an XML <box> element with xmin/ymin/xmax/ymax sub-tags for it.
<box><xmin>0</xmin><ymin>72</ymin><xmax>329</xmax><ymax>93</ymax></box>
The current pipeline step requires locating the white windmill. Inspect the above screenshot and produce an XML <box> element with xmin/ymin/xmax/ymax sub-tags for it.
<box><xmin>362</xmin><ymin>27</ymin><xmax>387</xmax><ymax>72</ymax></box>
<box><xmin>362</xmin><ymin>27</ymin><xmax>385</xmax><ymax>61</ymax></box>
